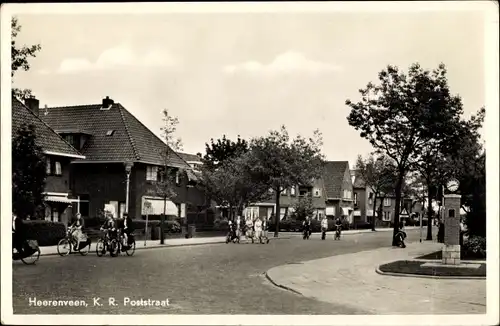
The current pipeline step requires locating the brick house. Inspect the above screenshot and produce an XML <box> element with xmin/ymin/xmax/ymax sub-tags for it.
<box><xmin>12</xmin><ymin>97</ymin><xmax>85</xmax><ymax>225</ymax></box>
<box><xmin>351</xmin><ymin>170</ymin><xmax>371</xmax><ymax>224</ymax></box>
<box><xmin>244</xmin><ymin>161</ymin><xmax>354</xmax><ymax>223</ymax></box>
<box><xmin>41</xmin><ymin>96</ymin><xmax>208</xmax><ymax>222</ymax></box>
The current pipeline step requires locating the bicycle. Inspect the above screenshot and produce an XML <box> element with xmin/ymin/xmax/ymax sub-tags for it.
<box><xmin>96</xmin><ymin>228</ymin><xmax>120</xmax><ymax>257</ymax></box>
<box><xmin>57</xmin><ymin>227</ymin><xmax>91</xmax><ymax>256</ymax></box>
<box><xmin>334</xmin><ymin>226</ymin><xmax>341</xmax><ymax>240</ymax></box>
<box><xmin>119</xmin><ymin>230</ymin><xmax>136</xmax><ymax>256</ymax></box>
<box><xmin>13</xmin><ymin>239</ymin><xmax>40</xmax><ymax>265</ymax></box>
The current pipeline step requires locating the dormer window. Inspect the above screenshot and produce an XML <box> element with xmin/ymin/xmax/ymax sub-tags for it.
<box><xmin>106</xmin><ymin>130</ymin><xmax>115</xmax><ymax>136</ymax></box>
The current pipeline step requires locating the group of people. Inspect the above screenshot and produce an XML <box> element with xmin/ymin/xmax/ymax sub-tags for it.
<box><xmin>228</xmin><ymin>215</ymin><xmax>270</xmax><ymax>243</ymax></box>
<box><xmin>302</xmin><ymin>215</ymin><xmax>343</xmax><ymax>239</ymax></box>
<box><xmin>99</xmin><ymin>212</ymin><xmax>134</xmax><ymax>247</ymax></box>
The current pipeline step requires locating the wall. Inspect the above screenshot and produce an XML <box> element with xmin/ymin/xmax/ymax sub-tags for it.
<box><xmin>132</xmin><ymin>163</ymin><xmax>208</xmax><ymax>219</ymax></box>
<box><xmin>71</xmin><ymin>163</ymin><xmax>127</xmax><ymax>218</ymax></box>
<box><xmin>44</xmin><ymin>155</ymin><xmax>72</xmax><ymax>194</ymax></box>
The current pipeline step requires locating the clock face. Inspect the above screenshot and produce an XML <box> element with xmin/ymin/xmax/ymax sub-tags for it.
<box><xmin>447</xmin><ymin>179</ymin><xmax>459</xmax><ymax>192</ymax></box>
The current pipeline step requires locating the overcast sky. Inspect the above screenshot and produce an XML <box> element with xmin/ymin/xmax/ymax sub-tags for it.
<box><xmin>11</xmin><ymin>6</ymin><xmax>488</xmax><ymax>167</ymax></box>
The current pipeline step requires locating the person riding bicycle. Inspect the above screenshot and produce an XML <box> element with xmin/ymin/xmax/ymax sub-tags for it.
<box><xmin>321</xmin><ymin>216</ymin><xmax>328</xmax><ymax>240</ymax></box>
<box><xmin>335</xmin><ymin>217</ymin><xmax>342</xmax><ymax>234</ymax></box>
<box><xmin>120</xmin><ymin>213</ymin><xmax>134</xmax><ymax>246</ymax></box>
<box><xmin>12</xmin><ymin>214</ymin><xmax>26</xmax><ymax>255</ymax></box>
<box><xmin>100</xmin><ymin>214</ymin><xmax>117</xmax><ymax>242</ymax></box>
<box><xmin>69</xmin><ymin>213</ymin><xmax>85</xmax><ymax>251</ymax></box>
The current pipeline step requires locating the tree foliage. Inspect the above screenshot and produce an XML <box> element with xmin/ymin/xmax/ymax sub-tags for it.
<box><xmin>355</xmin><ymin>153</ymin><xmax>397</xmax><ymax>230</ymax></box>
<box><xmin>11</xmin><ymin>17</ymin><xmax>41</xmax><ymax>102</ymax></box>
<box><xmin>200</xmin><ymin>152</ymin><xmax>269</xmax><ymax>220</ymax></box>
<box><xmin>248</xmin><ymin>126</ymin><xmax>324</xmax><ymax>236</ymax></box>
<box><xmin>202</xmin><ymin>135</ymin><xmax>248</xmax><ymax>171</ymax></box>
<box><xmin>12</xmin><ymin>123</ymin><xmax>47</xmax><ymax>219</ymax></box>
<box><xmin>346</xmin><ymin>63</ymin><xmax>467</xmax><ymax>244</ymax></box>
<box><xmin>291</xmin><ymin>195</ymin><xmax>315</xmax><ymax>221</ymax></box>
<box><xmin>154</xmin><ymin>109</ymin><xmax>184</xmax><ymax>243</ymax></box>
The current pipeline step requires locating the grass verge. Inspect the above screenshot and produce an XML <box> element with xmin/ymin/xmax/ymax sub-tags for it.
<box><xmin>379</xmin><ymin>260</ymin><xmax>486</xmax><ymax>277</ymax></box>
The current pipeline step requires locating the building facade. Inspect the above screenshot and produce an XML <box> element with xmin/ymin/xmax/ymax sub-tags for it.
<box><xmin>244</xmin><ymin>161</ymin><xmax>354</xmax><ymax>223</ymax></box>
<box><xmin>12</xmin><ymin>97</ymin><xmax>85</xmax><ymax>225</ymax></box>
<box><xmin>41</xmin><ymin>96</ymin><xmax>209</xmax><ymax>222</ymax></box>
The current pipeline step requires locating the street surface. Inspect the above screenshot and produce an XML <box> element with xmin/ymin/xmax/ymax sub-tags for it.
<box><xmin>13</xmin><ymin>229</ymin><xmax>424</xmax><ymax>314</ymax></box>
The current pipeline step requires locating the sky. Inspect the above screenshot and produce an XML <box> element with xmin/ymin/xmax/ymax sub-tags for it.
<box><xmin>10</xmin><ymin>6</ymin><xmax>488</xmax><ymax>168</ymax></box>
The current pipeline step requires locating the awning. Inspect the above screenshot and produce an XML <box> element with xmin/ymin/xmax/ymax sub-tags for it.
<box><xmin>44</xmin><ymin>195</ymin><xmax>72</xmax><ymax>204</ymax></box>
<box><xmin>341</xmin><ymin>207</ymin><xmax>350</xmax><ymax>216</ymax></box>
<box><xmin>354</xmin><ymin>210</ymin><xmax>361</xmax><ymax>217</ymax></box>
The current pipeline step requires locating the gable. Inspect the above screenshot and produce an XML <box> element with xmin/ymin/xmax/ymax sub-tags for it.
<box><xmin>12</xmin><ymin>97</ymin><xmax>84</xmax><ymax>158</ymax></box>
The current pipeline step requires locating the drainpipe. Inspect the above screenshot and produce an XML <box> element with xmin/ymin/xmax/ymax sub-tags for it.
<box><xmin>124</xmin><ymin>162</ymin><xmax>134</xmax><ymax>214</ymax></box>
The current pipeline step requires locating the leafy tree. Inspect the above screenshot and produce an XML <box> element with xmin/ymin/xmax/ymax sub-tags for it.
<box><xmin>248</xmin><ymin>126</ymin><xmax>324</xmax><ymax>237</ymax></box>
<box><xmin>355</xmin><ymin>153</ymin><xmax>397</xmax><ymax>231</ymax></box>
<box><xmin>291</xmin><ymin>195</ymin><xmax>315</xmax><ymax>221</ymax></box>
<box><xmin>11</xmin><ymin>17</ymin><xmax>41</xmax><ymax>102</ymax></box>
<box><xmin>200</xmin><ymin>152</ymin><xmax>269</xmax><ymax>221</ymax></box>
<box><xmin>154</xmin><ymin>109</ymin><xmax>183</xmax><ymax>244</ymax></box>
<box><xmin>346</xmin><ymin>63</ymin><xmax>465</xmax><ymax>245</ymax></box>
<box><xmin>202</xmin><ymin>135</ymin><xmax>248</xmax><ymax>171</ymax></box>
<box><xmin>12</xmin><ymin>123</ymin><xmax>47</xmax><ymax>220</ymax></box>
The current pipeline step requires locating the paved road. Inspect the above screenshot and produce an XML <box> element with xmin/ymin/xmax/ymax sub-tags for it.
<box><xmin>13</xmin><ymin>229</ymin><xmax>423</xmax><ymax>314</ymax></box>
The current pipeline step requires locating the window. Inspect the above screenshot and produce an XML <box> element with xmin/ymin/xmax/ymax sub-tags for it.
<box><xmin>51</xmin><ymin>207</ymin><xmax>59</xmax><ymax>222</ymax></box>
<box><xmin>383</xmin><ymin>211</ymin><xmax>391</xmax><ymax>221</ymax></box>
<box><xmin>384</xmin><ymin>198</ymin><xmax>391</xmax><ymax>207</ymax></box>
<box><xmin>368</xmin><ymin>192</ymin><xmax>373</xmax><ymax>205</ymax></box>
<box><xmin>290</xmin><ymin>186</ymin><xmax>296</xmax><ymax>196</ymax></box>
<box><xmin>46</xmin><ymin>157</ymin><xmax>51</xmax><ymax>174</ymax></box>
<box><xmin>280</xmin><ymin>208</ymin><xmax>286</xmax><ymax>220</ymax></box>
<box><xmin>54</xmin><ymin>161</ymin><xmax>62</xmax><ymax>175</ymax></box>
<box><xmin>175</xmin><ymin>171</ymin><xmax>180</xmax><ymax>185</ymax></box>
<box><xmin>106</xmin><ymin>130</ymin><xmax>115</xmax><ymax>136</ymax></box>
<box><xmin>354</xmin><ymin>193</ymin><xmax>358</xmax><ymax>205</ymax></box>
<box><xmin>146</xmin><ymin>166</ymin><xmax>158</xmax><ymax>181</ymax></box>
<box><xmin>299</xmin><ymin>189</ymin><xmax>309</xmax><ymax>197</ymax></box>
<box><xmin>314</xmin><ymin>188</ymin><xmax>321</xmax><ymax>197</ymax></box>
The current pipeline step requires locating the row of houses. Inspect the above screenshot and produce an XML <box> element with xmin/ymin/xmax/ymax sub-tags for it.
<box><xmin>13</xmin><ymin>95</ymin><xmax>420</xmax><ymax>226</ymax></box>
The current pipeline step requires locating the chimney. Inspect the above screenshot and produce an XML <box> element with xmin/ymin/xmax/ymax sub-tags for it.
<box><xmin>102</xmin><ymin>96</ymin><xmax>114</xmax><ymax>108</ymax></box>
<box><xmin>25</xmin><ymin>96</ymin><xmax>40</xmax><ymax>116</ymax></box>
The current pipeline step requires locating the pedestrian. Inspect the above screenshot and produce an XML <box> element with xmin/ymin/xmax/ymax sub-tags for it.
<box><xmin>321</xmin><ymin>216</ymin><xmax>328</xmax><ymax>240</ymax></box>
<box><xmin>254</xmin><ymin>217</ymin><xmax>263</xmax><ymax>243</ymax></box>
<box><xmin>262</xmin><ymin>217</ymin><xmax>270</xmax><ymax>243</ymax></box>
<box><xmin>235</xmin><ymin>215</ymin><xmax>242</xmax><ymax>238</ymax></box>
<box><xmin>459</xmin><ymin>218</ymin><xmax>466</xmax><ymax>246</ymax></box>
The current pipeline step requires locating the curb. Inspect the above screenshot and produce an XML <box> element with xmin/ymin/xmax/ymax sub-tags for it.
<box><xmin>375</xmin><ymin>267</ymin><xmax>486</xmax><ymax>280</ymax></box>
<box><xmin>39</xmin><ymin>236</ymin><xmax>292</xmax><ymax>257</ymax></box>
<box><xmin>265</xmin><ymin>271</ymin><xmax>303</xmax><ymax>295</ymax></box>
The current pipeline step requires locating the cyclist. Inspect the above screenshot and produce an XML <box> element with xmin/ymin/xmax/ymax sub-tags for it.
<box><xmin>321</xmin><ymin>216</ymin><xmax>328</xmax><ymax>240</ymax></box>
<box><xmin>100</xmin><ymin>213</ymin><xmax>117</xmax><ymax>243</ymax></box>
<box><xmin>12</xmin><ymin>214</ymin><xmax>25</xmax><ymax>254</ymax></box>
<box><xmin>335</xmin><ymin>217</ymin><xmax>342</xmax><ymax>237</ymax></box>
<box><xmin>121</xmin><ymin>213</ymin><xmax>134</xmax><ymax>246</ymax></box>
<box><xmin>70</xmin><ymin>213</ymin><xmax>85</xmax><ymax>251</ymax></box>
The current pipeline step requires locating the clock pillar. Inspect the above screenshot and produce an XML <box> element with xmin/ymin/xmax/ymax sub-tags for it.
<box><xmin>442</xmin><ymin>194</ymin><xmax>462</xmax><ymax>265</ymax></box>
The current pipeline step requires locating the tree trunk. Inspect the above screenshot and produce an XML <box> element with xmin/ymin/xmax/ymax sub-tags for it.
<box><xmin>274</xmin><ymin>188</ymin><xmax>280</xmax><ymax>238</ymax></box>
<box><xmin>228</xmin><ymin>204</ymin><xmax>233</xmax><ymax>221</ymax></box>
<box><xmin>392</xmin><ymin>174</ymin><xmax>404</xmax><ymax>246</ymax></box>
<box><xmin>426</xmin><ymin>183</ymin><xmax>433</xmax><ymax>241</ymax></box>
<box><xmin>161</xmin><ymin>199</ymin><xmax>166</xmax><ymax>245</ymax></box>
<box><xmin>371</xmin><ymin>192</ymin><xmax>378</xmax><ymax>231</ymax></box>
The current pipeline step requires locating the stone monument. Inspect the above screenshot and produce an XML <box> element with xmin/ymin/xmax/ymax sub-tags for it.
<box><xmin>442</xmin><ymin>179</ymin><xmax>461</xmax><ymax>265</ymax></box>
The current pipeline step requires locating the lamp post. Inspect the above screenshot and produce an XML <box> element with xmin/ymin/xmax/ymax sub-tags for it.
<box><xmin>124</xmin><ymin>162</ymin><xmax>134</xmax><ymax>214</ymax></box>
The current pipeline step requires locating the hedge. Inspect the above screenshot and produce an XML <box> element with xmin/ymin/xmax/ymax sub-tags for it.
<box><xmin>23</xmin><ymin>220</ymin><xmax>66</xmax><ymax>246</ymax></box>
<box><xmin>462</xmin><ymin>236</ymin><xmax>486</xmax><ymax>259</ymax></box>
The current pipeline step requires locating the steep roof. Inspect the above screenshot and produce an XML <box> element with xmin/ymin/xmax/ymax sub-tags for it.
<box><xmin>12</xmin><ymin>97</ymin><xmax>84</xmax><ymax>158</ymax></box>
<box><xmin>322</xmin><ymin>161</ymin><xmax>350</xmax><ymax>199</ymax></box>
<box><xmin>41</xmin><ymin>102</ymin><xmax>189</xmax><ymax>168</ymax></box>
<box><xmin>177</xmin><ymin>152</ymin><xmax>202</xmax><ymax>163</ymax></box>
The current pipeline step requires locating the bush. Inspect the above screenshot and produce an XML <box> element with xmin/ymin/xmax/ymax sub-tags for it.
<box><xmin>24</xmin><ymin>220</ymin><xmax>66</xmax><ymax>246</ymax></box>
<box><xmin>353</xmin><ymin>221</ymin><xmax>372</xmax><ymax>230</ymax></box>
<box><xmin>462</xmin><ymin>236</ymin><xmax>486</xmax><ymax>259</ymax></box>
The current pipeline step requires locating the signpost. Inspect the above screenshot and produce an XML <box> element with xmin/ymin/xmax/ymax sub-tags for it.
<box><xmin>419</xmin><ymin>213</ymin><xmax>423</xmax><ymax>243</ymax></box>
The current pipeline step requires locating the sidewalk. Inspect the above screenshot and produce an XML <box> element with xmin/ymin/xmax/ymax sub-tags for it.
<box><xmin>279</xmin><ymin>226</ymin><xmax>421</xmax><ymax>237</ymax></box>
<box><xmin>39</xmin><ymin>235</ymin><xmax>291</xmax><ymax>256</ymax></box>
<box><xmin>266</xmin><ymin>241</ymin><xmax>486</xmax><ymax>314</ymax></box>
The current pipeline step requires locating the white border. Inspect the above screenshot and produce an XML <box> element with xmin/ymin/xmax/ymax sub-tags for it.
<box><xmin>1</xmin><ymin>2</ymin><xmax>499</xmax><ymax>326</ymax></box>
